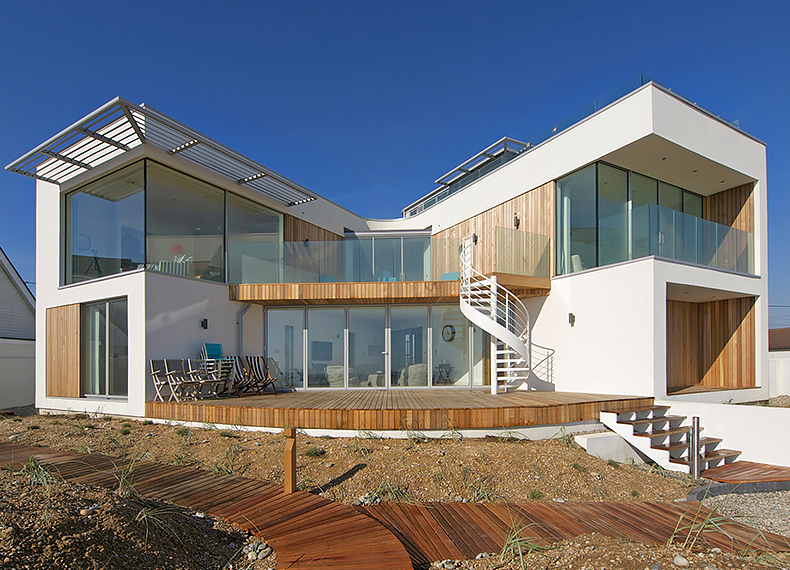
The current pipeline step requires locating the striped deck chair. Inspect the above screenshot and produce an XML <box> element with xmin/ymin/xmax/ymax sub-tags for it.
<box><xmin>246</xmin><ymin>356</ymin><xmax>277</xmax><ymax>393</ymax></box>
<box><xmin>230</xmin><ymin>356</ymin><xmax>256</xmax><ymax>394</ymax></box>
<box><xmin>150</xmin><ymin>359</ymin><xmax>173</xmax><ymax>402</ymax></box>
<box><xmin>163</xmin><ymin>359</ymin><xmax>201</xmax><ymax>401</ymax></box>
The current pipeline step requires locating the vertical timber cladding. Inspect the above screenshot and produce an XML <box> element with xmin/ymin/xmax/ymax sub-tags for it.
<box><xmin>704</xmin><ymin>182</ymin><xmax>755</xmax><ymax>234</ymax></box>
<box><xmin>432</xmin><ymin>181</ymin><xmax>556</xmax><ymax>276</ymax></box>
<box><xmin>666</xmin><ymin>297</ymin><xmax>756</xmax><ymax>393</ymax></box>
<box><xmin>283</xmin><ymin>213</ymin><xmax>344</xmax><ymax>281</ymax></box>
<box><xmin>45</xmin><ymin>304</ymin><xmax>82</xmax><ymax>397</ymax></box>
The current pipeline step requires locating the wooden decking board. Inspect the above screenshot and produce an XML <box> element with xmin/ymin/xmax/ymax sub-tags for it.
<box><xmin>146</xmin><ymin>390</ymin><xmax>653</xmax><ymax>430</ymax></box>
<box><xmin>702</xmin><ymin>460</ymin><xmax>790</xmax><ymax>484</ymax></box>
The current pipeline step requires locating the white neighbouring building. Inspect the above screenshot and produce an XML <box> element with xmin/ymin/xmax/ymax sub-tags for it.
<box><xmin>5</xmin><ymin>78</ymin><xmax>770</xmax><ymax>420</ymax></box>
<box><xmin>0</xmin><ymin>245</ymin><xmax>35</xmax><ymax>410</ymax></box>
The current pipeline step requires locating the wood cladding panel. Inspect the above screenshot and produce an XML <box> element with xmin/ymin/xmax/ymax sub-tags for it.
<box><xmin>704</xmin><ymin>183</ymin><xmax>754</xmax><ymax>234</ymax></box>
<box><xmin>45</xmin><ymin>304</ymin><xmax>82</xmax><ymax>398</ymax></box>
<box><xmin>666</xmin><ymin>298</ymin><xmax>756</xmax><ymax>393</ymax></box>
<box><xmin>433</xmin><ymin>181</ymin><xmax>555</xmax><ymax>277</ymax></box>
<box><xmin>231</xmin><ymin>280</ymin><xmax>461</xmax><ymax>305</ymax></box>
<box><xmin>283</xmin><ymin>214</ymin><xmax>343</xmax><ymax>242</ymax></box>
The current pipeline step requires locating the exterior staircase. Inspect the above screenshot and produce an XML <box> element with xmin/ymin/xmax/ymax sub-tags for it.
<box><xmin>601</xmin><ymin>404</ymin><xmax>741</xmax><ymax>473</ymax></box>
<box><xmin>458</xmin><ymin>236</ymin><xmax>554</xmax><ymax>393</ymax></box>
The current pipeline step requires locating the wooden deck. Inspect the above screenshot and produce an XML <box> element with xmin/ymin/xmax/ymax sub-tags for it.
<box><xmin>145</xmin><ymin>390</ymin><xmax>654</xmax><ymax>431</ymax></box>
<box><xmin>1</xmin><ymin>442</ymin><xmax>786</xmax><ymax>570</ymax></box>
<box><xmin>703</xmin><ymin>460</ymin><xmax>790</xmax><ymax>484</ymax></box>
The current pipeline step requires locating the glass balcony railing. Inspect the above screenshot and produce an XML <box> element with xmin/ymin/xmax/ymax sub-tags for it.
<box><xmin>493</xmin><ymin>227</ymin><xmax>551</xmax><ymax>279</ymax></box>
<box><xmin>632</xmin><ymin>204</ymin><xmax>753</xmax><ymax>274</ymax></box>
<box><xmin>242</xmin><ymin>230</ymin><xmax>551</xmax><ymax>285</ymax></box>
<box><xmin>275</xmin><ymin>237</ymin><xmax>463</xmax><ymax>284</ymax></box>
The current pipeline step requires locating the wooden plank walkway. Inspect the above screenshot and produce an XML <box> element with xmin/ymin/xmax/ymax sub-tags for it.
<box><xmin>3</xmin><ymin>443</ymin><xmax>785</xmax><ymax>570</ymax></box>
<box><xmin>0</xmin><ymin>443</ymin><xmax>412</xmax><ymax>570</ymax></box>
<box><xmin>703</xmin><ymin>461</ymin><xmax>790</xmax><ymax>484</ymax></box>
<box><xmin>146</xmin><ymin>390</ymin><xmax>653</xmax><ymax>431</ymax></box>
<box><xmin>359</xmin><ymin>501</ymin><xmax>790</xmax><ymax>566</ymax></box>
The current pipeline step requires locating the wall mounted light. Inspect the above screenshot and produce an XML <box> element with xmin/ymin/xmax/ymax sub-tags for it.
<box><xmin>303</xmin><ymin>239</ymin><xmax>309</xmax><ymax>247</ymax></box>
<box><xmin>201</xmin><ymin>318</ymin><xmax>209</xmax><ymax>330</ymax></box>
<box><xmin>514</xmin><ymin>213</ymin><xmax>520</xmax><ymax>229</ymax></box>
<box><xmin>472</xmin><ymin>234</ymin><xmax>478</xmax><ymax>244</ymax></box>
<box><xmin>568</xmin><ymin>313</ymin><xmax>575</xmax><ymax>327</ymax></box>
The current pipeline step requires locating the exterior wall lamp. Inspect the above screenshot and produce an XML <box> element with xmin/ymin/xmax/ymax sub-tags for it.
<box><xmin>472</xmin><ymin>234</ymin><xmax>478</xmax><ymax>244</ymax></box>
<box><xmin>569</xmin><ymin>313</ymin><xmax>575</xmax><ymax>327</ymax></box>
<box><xmin>514</xmin><ymin>213</ymin><xmax>520</xmax><ymax>229</ymax></box>
<box><xmin>201</xmin><ymin>318</ymin><xmax>209</xmax><ymax>330</ymax></box>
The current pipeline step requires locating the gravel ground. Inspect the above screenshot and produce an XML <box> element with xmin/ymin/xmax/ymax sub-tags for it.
<box><xmin>704</xmin><ymin>490</ymin><xmax>790</xmax><ymax>538</ymax></box>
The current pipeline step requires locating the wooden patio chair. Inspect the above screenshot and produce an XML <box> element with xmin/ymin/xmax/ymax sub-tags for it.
<box><xmin>230</xmin><ymin>356</ymin><xmax>257</xmax><ymax>394</ymax></box>
<box><xmin>163</xmin><ymin>359</ymin><xmax>202</xmax><ymax>401</ymax></box>
<box><xmin>150</xmin><ymin>359</ymin><xmax>173</xmax><ymax>402</ymax></box>
<box><xmin>185</xmin><ymin>358</ymin><xmax>223</xmax><ymax>398</ymax></box>
<box><xmin>199</xmin><ymin>343</ymin><xmax>234</xmax><ymax>390</ymax></box>
<box><xmin>246</xmin><ymin>356</ymin><xmax>277</xmax><ymax>393</ymax></box>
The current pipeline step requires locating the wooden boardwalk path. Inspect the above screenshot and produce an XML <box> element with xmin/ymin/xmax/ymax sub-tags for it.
<box><xmin>1</xmin><ymin>443</ymin><xmax>787</xmax><ymax>570</ymax></box>
<box><xmin>703</xmin><ymin>460</ymin><xmax>790</xmax><ymax>484</ymax></box>
<box><xmin>359</xmin><ymin>501</ymin><xmax>790</xmax><ymax>566</ymax></box>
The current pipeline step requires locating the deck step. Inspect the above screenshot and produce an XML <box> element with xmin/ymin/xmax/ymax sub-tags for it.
<box><xmin>601</xmin><ymin>405</ymin><xmax>670</xmax><ymax>415</ymax></box>
<box><xmin>619</xmin><ymin>415</ymin><xmax>686</xmax><ymax>426</ymax></box>
<box><xmin>652</xmin><ymin>437</ymin><xmax>722</xmax><ymax>452</ymax></box>
<box><xmin>632</xmin><ymin>426</ymin><xmax>696</xmax><ymax>438</ymax></box>
<box><xmin>669</xmin><ymin>449</ymin><xmax>741</xmax><ymax>466</ymax></box>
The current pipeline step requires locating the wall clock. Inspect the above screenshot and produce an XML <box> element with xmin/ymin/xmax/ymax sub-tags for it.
<box><xmin>441</xmin><ymin>324</ymin><xmax>455</xmax><ymax>342</ymax></box>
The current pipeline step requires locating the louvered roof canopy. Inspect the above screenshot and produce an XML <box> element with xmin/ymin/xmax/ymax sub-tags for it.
<box><xmin>5</xmin><ymin>97</ymin><xmax>317</xmax><ymax>207</ymax></box>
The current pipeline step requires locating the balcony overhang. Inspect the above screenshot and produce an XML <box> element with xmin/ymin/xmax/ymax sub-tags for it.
<box><xmin>489</xmin><ymin>273</ymin><xmax>551</xmax><ymax>297</ymax></box>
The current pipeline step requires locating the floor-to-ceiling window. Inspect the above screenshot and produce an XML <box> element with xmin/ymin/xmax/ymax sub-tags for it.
<box><xmin>264</xmin><ymin>304</ymin><xmax>484</xmax><ymax>389</ymax></box>
<box><xmin>227</xmin><ymin>193</ymin><xmax>283</xmax><ymax>284</ymax></box>
<box><xmin>391</xmin><ymin>306</ymin><xmax>428</xmax><ymax>386</ymax></box>
<box><xmin>348</xmin><ymin>307</ymin><xmax>387</xmax><ymax>387</ymax></box>
<box><xmin>83</xmin><ymin>298</ymin><xmax>128</xmax><ymax>398</ymax></box>
<box><xmin>146</xmin><ymin>162</ymin><xmax>225</xmax><ymax>282</ymax></box>
<box><xmin>265</xmin><ymin>308</ymin><xmax>304</xmax><ymax>390</ymax></box>
<box><xmin>556</xmin><ymin>162</ymin><xmax>706</xmax><ymax>275</ymax></box>
<box><xmin>65</xmin><ymin>163</ymin><xmax>145</xmax><ymax>284</ymax></box>
<box><xmin>307</xmin><ymin>308</ymin><xmax>345</xmax><ymax>387</ymax></box>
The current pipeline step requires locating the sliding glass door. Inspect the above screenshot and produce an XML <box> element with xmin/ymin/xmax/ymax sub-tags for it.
<box><xmin>83</xmin><ymin>298</ymin><xmax>128</xmax><ymax>398</ymax></box>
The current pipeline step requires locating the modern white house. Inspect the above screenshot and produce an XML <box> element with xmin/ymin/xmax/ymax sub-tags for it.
<box><xmin>5</xmin><ymin>78</ymin><xmax>770</xmax><ymax>423</ymax></box>
<box><xmin>0</xmin><ymin>245</ymin><xmax>35</xmax><ymax>410</ymax></box>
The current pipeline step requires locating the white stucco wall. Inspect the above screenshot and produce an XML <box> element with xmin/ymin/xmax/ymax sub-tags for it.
<box><xmin>658</xmin><ymin>400</ymin><xmax>790</xmax><ymax>467</ymax></box>
<box><xmin>769</xmin><ymin>351</ymin><xmax>790</xmax><ymax>397</ymax></box>
<box><xmin>0</xmin><ymin>339</ymin><xmax>34</xmax><ymax>409</ymax></box>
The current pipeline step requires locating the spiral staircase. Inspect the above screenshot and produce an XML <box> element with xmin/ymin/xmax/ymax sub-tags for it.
<box><xmin>459</xmin><ymin>236</ymin><xmax>555</xmax><ymax>393</ymax></box>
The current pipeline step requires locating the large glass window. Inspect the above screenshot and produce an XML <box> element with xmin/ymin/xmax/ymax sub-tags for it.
<box><xmin>307</xmin><ymin>308</ymin><xmax>345</xmax><ymax>388</ymax></box>
<box><xmin>266</xmin><ymin>308</ymin><xmax>304</xmax><ymax>390</ymax></box>
<box><xmin>557</xmin><ymin>163</ymin><xmax>706</xmax><ymax>275</ymax></box>
<box><xmin>556</xmin><ymin>164</ymin><xmax>597</xmax><ymax>274</ymax></box>
<box><xmin>65</xmin><ymin>163</ymin><xmax>145</xmax><ymax>284</ymax></box>
<box><xmin>391</xmin><ymin>306</ymin><xmax>428</xmax><ymax>387</ymax></box>
<box><xmin>146</xmin><ymin>162</ymin><xmax>225</xmax><ymax>282</ymax></box>
<box><xmin>83</xmin><ymin>298</ymin><xmax>128</xmax><ymax>397</ymax></box>
<box><xmin>597</xmin><ymin>164</ymin><xmax>628</xmax><ymax>266</ymax></box>
<box><xmin>348</xmin><ymin>307</ymin><xmax>386</xmax><ymax>388</ymax></box>
<box><xmin>228</xmin><ymin>193</ymin><xmax>282</xmax><ymax>284</ymax></box>
<box><xmin>432</xmin><ymin>305</ymin><xmax>469</xmax><ymax>386</ymax></box>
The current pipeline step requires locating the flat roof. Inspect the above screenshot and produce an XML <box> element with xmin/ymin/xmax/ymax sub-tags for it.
<box><xmin>5</xmin><ymin>97</ymin><xmax>317</xmax><ymax>207</ymax></box>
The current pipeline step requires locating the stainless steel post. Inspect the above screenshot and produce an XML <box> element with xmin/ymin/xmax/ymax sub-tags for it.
<box><xmin>691</xmin><ymin>416</ymin><xmax>701</xmax><ymax>479</ymax></box>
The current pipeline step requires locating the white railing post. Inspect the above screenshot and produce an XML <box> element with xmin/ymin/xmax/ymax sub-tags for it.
<box><xmin>489</xmin><ymin>274</ymin><xmax>498</xmax><ymax>395</ymax></box>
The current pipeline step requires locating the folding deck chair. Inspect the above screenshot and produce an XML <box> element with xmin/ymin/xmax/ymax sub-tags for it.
<box><xmin>185</xmin><ymin>358</ymin><xmax>224</xmax><ymax>398</ymax></box>
<box><xmin>163</xmin><ymin>359</ymin><xmax>202</xmax><ymax>401</ymax></box>
<box><xmin>246</xmin><ymin>356</ymin><xmax>277</xmax><ymax>393</ymax></box>
<box><xmin>200</xmin><ymin>343</ymin><xmax>234</xmax><ymax>390</ymax></box>
<box><xmin>150</xmin><ymin>359</ymin><xmax>173</xmax><ymax>402</ymax></box>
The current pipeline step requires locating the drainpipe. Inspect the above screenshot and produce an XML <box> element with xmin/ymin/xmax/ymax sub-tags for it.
<box><xmin>236</xmin><ymin>302</ymin><xmax>252</xmax><ymax>356</ymax></box>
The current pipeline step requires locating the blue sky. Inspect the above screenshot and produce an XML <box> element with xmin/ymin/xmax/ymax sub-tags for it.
<box><xmin>1</xmin><ymin>1</ymin><xmax>789</xmax><ymax>326</ymax></box>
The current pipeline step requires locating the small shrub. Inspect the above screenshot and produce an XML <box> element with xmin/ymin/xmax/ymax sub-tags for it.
<box><xmin>120</xmin><ymin>428</ymin><xmax>131</xmax><ymax>436</ymax></box>
<box><xmin>572</xmin><ymin>462</ymin><xmax>585</xmax><ymax>472</ymax></box>
<box><xmin>528</xmin><ymin>489</ymin><xmax>544</xmax><ymax>500</ymax></box>
<box><xmin>101</xmin><ymin>416</ymin><xmax>114</xmax><ymax>421</ymax></box>
<box><xmin>122</xmin><ymin>422</ymin><xmax>132</xmax><ymax>428</ymax></box>
<box><xmin>376</xmin><ymin>478</ymin><xmax>413</xmax><ymax>503</ymax></box>
<box><xmin>607</xmin><ymin>459</ymin><xmax>620</xmax><ymax>469</ymax></box>
<box><xmin>176</xmin><ymin>427</ymin><xmax>190</xmax><ymax>437</ymax></box>
<box><xmin>50</xmin><ymin>420</ymin><xmax>61</xmax><ymax>425</ymax></box>
<box><xmin>219</xmin><ymin>430</ymin><xmax>233</xmax><ymax>438</ymax></box>
<box><xmin>319</xmin><ymin>435</ymin><xmax>332</xmax><ymax>440</ymax></box>
<box><xmin>466</xmin><ymin>474</ymin><xmax>504</xmax><ymax>502</ymax></box>
<box><xmin>27</xmin><ymin>424</ymin><xmax>40</xmax><ymax>430</ymax></box>
<box><xmin>304</xmin><ymin>446</ymin><xmax>324</xmax><ymax>458</ymax></box>
<box><xmin>631</xmin><ymin>489</ymin><xmax>640</xmax><ymax>497</ymax></box>
<box><xmin>12</xmin><ymin>418</ymin><xmax>22</xmax><ymax>423</ymax></box>
<box><xmin>142</xmin><ymin>420</ymin><xmax>154</xmax><ymax>426</ymax></box>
